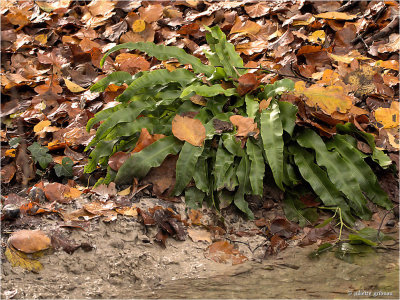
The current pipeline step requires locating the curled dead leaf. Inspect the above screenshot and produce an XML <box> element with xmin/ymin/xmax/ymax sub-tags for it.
<box><xmin>206</xmin><ymin>240</ymin><xmax>248</xmax><ymax>265</ymax></box>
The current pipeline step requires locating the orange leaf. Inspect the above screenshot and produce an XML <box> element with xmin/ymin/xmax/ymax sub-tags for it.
<box><xmin>172</xmin><ymin>115</ymin><xmax>206</xmax><ymax>147</ymax></box>
<box><xmin>206</xmin><ymin>240</ymin><xmax>248</xmax><ymax>265</ymax></box>
<box><xmin>132</xmin><ymin>19</ymin><xmax>146</xmax><ymax>33</ymax></box>
<box><xmin>132</xmin><ymin>128</ymin><xmax>165</xmax><ymax>153</ymax></box>
<box><xmin>230</xmin><ymin>115</ymin><xmax>259</xmax><ymax>138</ymax></box>
<box><xmin>374</xmin><ymin>107</ymin><xmax>399</xmax><ymax>129</ymax></box>
<box><xmin>314</xmin><ymin>12</ymin><xmax>358</xmax><ymax>20</ymax></box>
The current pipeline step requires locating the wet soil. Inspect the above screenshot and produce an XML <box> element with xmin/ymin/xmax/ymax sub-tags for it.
<box><xmin>1</xmin><ymin>196</ymin><xmax>399</xmax><ymax>299</ymax></box>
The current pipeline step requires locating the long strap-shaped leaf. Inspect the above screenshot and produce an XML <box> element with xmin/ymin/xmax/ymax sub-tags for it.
<box><xmin>115</xmin><ymin>136</ymin><xmax>183</xmax><ymax>184</ymax></box>
<box><xmin>337</xmin><ymin>123</ymin><xmax>392</xmax><ymax>168</ymax></box>
<box><xmin>205</xmin><ymin>26</ymin><xmax>244</xmax><ymax>78</ymax></box>
<box><xmin>174</xmin><ymin>142</ymin><xmax>204</xmax><ymax>195</ymax></box>
<box><xmin>90</xmin><ymin>71</ymin><xmax>134</xmax><ymax>93</ymax></box>
<box><xmin>85</xmin><ymin>140</ymin><xmax>117</xmax><ymax>173</ymax></box>
<box><xmin>234</xmin><ymin>154</ymin><xmax>254</xmax><ymax>219</ymax></box>
<box><xmin>260</xmin><ymin>102</ymin><xmax>284</xmax><ymax>190</ymax></box>
<box><xmin>105</xmin><ymin>117</ymin><xmax>157</xmax><ymax>140</ymax></box>
<box><xmin>117</xmin><ymin>69</ymin><xmax>196</xmax><ymax>102</ymax></box>
<box><xmin>86</xmin><ymin>103</ymin><xmax>126</xmax><ymax>132</ymax></box>
<box><xmin>296</xmin><ymin>129</ymin><xmax>371</xmax><ymax>220</ymax></box>
<box><xmin>193</xmin><ymin>148</ymin><xmax>210</xmax><ymax>194</ymax></box>
<box><xmin>278</xmin><ymin>101</ymin><xmax>298</xmax><ymax>136</ymax></box>
<box><xmin>100</xmin><ymin>42</ymin><xmax>214</xmax><ymax>75</ymax></box>
<box><xmin>87</xmin><ymin>99</ymin><xmax>155</xmax><ymax>149</ymax></box>
<box><xmin>181</xmin><ymin>84</ymin><xmax>237</xmax><ymax>98</ymax></box>
<box><xmin>246</xmin><ymin>138</ymin><xmax>265</xmax><ymax>196</ymax></box>
<box><xmin>213</xmin><ymin>141</ymin><xmax>235</xmax><ymax>190</ymax></box>
<box><xmin>290</xmin><ymin>144</ymin><xmax>355</xmax><ymax>225</ymax></box>
<box><xmin>327</xmin><ymin>135</ymin><xmax>392</xmax><ymax>210</ymax></box>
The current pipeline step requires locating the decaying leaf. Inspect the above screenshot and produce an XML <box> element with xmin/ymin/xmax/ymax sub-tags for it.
<box><xmin>206</xmin><ymin>240</ymin><xmax>248</xmax><ymax>265</ymax></box>
<box><xmin>5</xmin><ymin>246</ymin><xmax>43</xmax><ymax>272</ymax></box>
<box><xmin>172</xmin><ymin>115</ymin><xmax>206</xmax><ymax>147</ymax></box>
<box><xmin>374</xmin><ymin>104</ymin><xmax>399</xmax><ymax>129</ymax></box>
<box><xmin>187</xmin><ymin>228</ymin><xmax>212</xmax><ymax>243</ymax></box>
<box><xmin>230</xmin><ymin>115</ymin><xmax>259</xmax><ymax>138</ymax></box>
<box><xmin>237</xmin><ymin>73</ymin><xmax>260</xmax><ymax>96</ymax></box>
<box><xmin>294</xmin><ymin>81</ymin><xmax>353</xmax><ymax>115</ymax></box>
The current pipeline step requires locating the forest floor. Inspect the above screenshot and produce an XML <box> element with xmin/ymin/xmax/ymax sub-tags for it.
<box><xmin>1</xmin><ymin>0</ymin><xmax>399</xmax><ymax>299</ymax></box>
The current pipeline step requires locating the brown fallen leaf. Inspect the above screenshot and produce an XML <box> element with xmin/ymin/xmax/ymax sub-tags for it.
<box><xmin>187</xmin><ymin>228</ymin><xmax>212</xmax><ymax>243</ymax></box>
<box><xmin>267</xmin><ymin>234</ymin><xmax>287</xmax><ymax>255</ymax></box>
<box><xmin>1</xmin><ymin>163</ymin><xmax>16</xmax><ymax>184</ymax></box>
<box><xmin>8</xmin><ymin>230</ymin><xmax>51</xmax><ymax>254</ymax></box>
<box><xmin>230</xmin><ymin>115</ymin><xmax>259</xmax><ymax>138</ymax></box>
<box><xmin>269</xmin><ymin>217</ymin><xmax>299</xmax><ymax>239</ymax></box>
<box><xmin>172</xmin><ymin>114</ymin><xmax>206</xmax><ymax>147</ymax></box>
<box><xmin>44</xmin><ymin>183</ymin><xmax>70</xmax><ymax>203</ymax></box>
<box><xmin>237</xmin><ymin>73</ymin><xmax>260</xmax><ymax>96</ymax></box>
<box><xmin>108</xmin><ymin>151</ymin><xmax>130</xmax><ymax>171</ymax></box>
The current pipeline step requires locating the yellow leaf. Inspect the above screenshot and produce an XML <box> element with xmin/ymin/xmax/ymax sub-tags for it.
<box><xmin>308</xmin><ymin>30</ymin><xmax>325</xmax><ymax>44</ymax></box>
<box><xmin>374</xmin><ymin>107</ymin><xmax>399</xmax><ymax>129</ymax></box>
<box><xmin>64</xmin><ymin>78</ymin><xmax>86</xmax><ymax>93</ymax></box>
<box><xmin>5</xmin><ymin>246</ymin><xmax>43</xmax><ymax>272</ymax></box>
<box><xmin>115</xmin><ymin>206</ymin><xmax>137</xmax><ymax>216</ymax></box>
<box><xmin>172</xmin><ymin>115</ymin><xmax>206</xmax><ymax>147</ymax></box>
<box><xmin>64</xmin><ymin>187</ymin><xmax>82</xmax><ymax>199</ymax></box>
<box><xmin>294</xmin><ymin>81</ymin><xmax>353</xmax><ymax>115</ymax></box>
<box><xmin>132</xmin><ymin>19</ymin><xmax>146</xmax><ymax>33</ymax></box>
<box><xmin>35</xmin><ymin>33</ymin><xmax>47</xmax><ymax>45</ymax></box>
<box><xmin>388</xmin><ymin>132</ymin><xmax>399</xmax><ymax>150</ymax></box>
<box><xmin>314</xmin><ymin>12</ymin><xmax>358</xmax><ymax>20</ymax></box>
<box><xmin>117</xmin><ymin>186</ymin><xmax>131</xmax><ymax>196</ymax></box>
<box><xmin>5</xmin><ymin>149</ymin><xmax>16</xmax><ymax>158</ymax></box>
<box><xmin>34</xmin><ymin>120</ymin><xmax>51</xmax><ymax>133</ymax></box>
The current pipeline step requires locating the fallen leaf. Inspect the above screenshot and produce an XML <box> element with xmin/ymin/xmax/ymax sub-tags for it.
<box><xmin>230</xmin><ymin>16</ymin><xmax>261</xmax><ymax>36</ymax></box>
<box><xmin>206</xmin><ymin>240</ymin><xmax>248</xmax><ymax>265</ymax></box>
<box><xmin>230</xmin><ymin>115</ymin><xmax>259</xmax><ymax>138</ymax></box>
<box><xmin>172</xmin><ymin>115</ymin><xmax>206</xmax><ymax>147</ymax></box>
<box><xmin>269</xmin><ymin>217</ymin><xmax>299</xmax><ymax>239</ymax></box>
<box><xmin>267</xmin><ymin>234</ymin><xmax>287</xmax><ymax>255</ymax></box>
<box><xmin>237</xmin><ymin>73</ymin><xmax>260</xmax><ymax>96</ymax></box>
<box><xmin>5</xmin><ymin>246</ymin><xmax>43</xmax><ymax>272</ymax></box>
<box><xmin>5</xmin><ymin>149</ymin><xmax>16</xmax><ymax>158</ymax></box>
<box><xmin>1</xmin><ymin>163</ymin><xmax>16</xmax><ymax>183</ymax></box>
<box><xmin>308</xmin><ymin>30</ymin><xmax>325</xmax><ymax>44</ymax></box>
<box><xmin>64</xmin><ymin>78</ymin><xmax>86</xmax><ymax>93</ymax></box>
<box><xmin>115</xmin><ymin>206</ymin><xmax>137</xmax><ymax>216</ymax></box>
<box><xmin>314</xmin><ymin>12</ymin><xmax>358</xmax><ymax>20</ymax></box>
<box><xmin>117</xmin><ymin>186</ymin><xmax>131</xmax><ymax>196</ymax></box>
<box><xmin>108</xmin><ymin>151</ymin><xmax>130</xmax><ymax>171</ymax></box>
<box><xmin>244</xmin><ymin>3</ymin><xmax>270</xmax><ymax>18</ymax></box>
<box><xmin>132</xmin><ymin>128</ymin><xmax>165</xmax><ymax>153</ymax></box>
<box><xmin>294</xmin><ymin>81</ymin><xmax>353</xmax><ymax>115</ymax></box>
<box><xmin>374</xmin><ymin>107</ymin><xmax>399</xmax><ymax>129</ymax></box>
<box><xmin>375</xmin><ymin>60</ymin><xmax>399</xmax><ymax>71</ymax></box>
<box><xmin>187</xmin><ymin>228</ymin><xmax>212</xmax><ymax>243</ymax></box>
<box><xmin>44</xmin><ymin>183</ymin><xmax>70</xmax><ymax>203</ymax></box>
<box><xmin>132</xmin><ymin>19</ymin><xmax>146</xmax><ymax>33</ymax></box>
<box><xmin>8</xmin><ymin>230</ymin><xmax>51</xmax><ymax>253</ymax></box>
<box><xmin>189</xmin><ymin>209</ymin><xmax>203</xmax><ymax>225</ymax></box>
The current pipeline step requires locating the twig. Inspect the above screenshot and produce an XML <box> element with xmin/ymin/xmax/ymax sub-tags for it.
<box><xmin>365</xmin><ymin>16</ymin><xmax>399</xmax><ymax>44</ymax></box>
<box><xmin>336</xmin><ymin>0</ymin><xmax>357</xmax><ymax>12</ymax></box>
<box><xmin>377</xmin><ymin>204</ymin><xmax>399</xmax><ymax>244</ymax></box>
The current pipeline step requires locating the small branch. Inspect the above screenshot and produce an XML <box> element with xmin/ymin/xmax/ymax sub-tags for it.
<box><xmin>336</xmin><ymin>0</ymin><xmax>357</xmax><ymax>12</ymax></box>
<box><xmin>365</xmin><ymin>16</ymin><xmax>399</xmax><ymax>44</ymax></box>
<box><xmin>377</xmin><ymin>204</ymin><xmax>399</xmax><ymax>244</ymax></box>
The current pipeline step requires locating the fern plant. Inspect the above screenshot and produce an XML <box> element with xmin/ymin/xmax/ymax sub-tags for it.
<box><xmin>85</xmin><ymin>26</ymin><xmax>392</xmax><ymax>224</ymax></box>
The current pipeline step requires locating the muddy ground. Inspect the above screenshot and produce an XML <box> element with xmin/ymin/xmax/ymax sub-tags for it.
<box><xmin>1</xmin><ymin>192</ymin><xmax>399</xmax><ymax>299</ymax></box>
